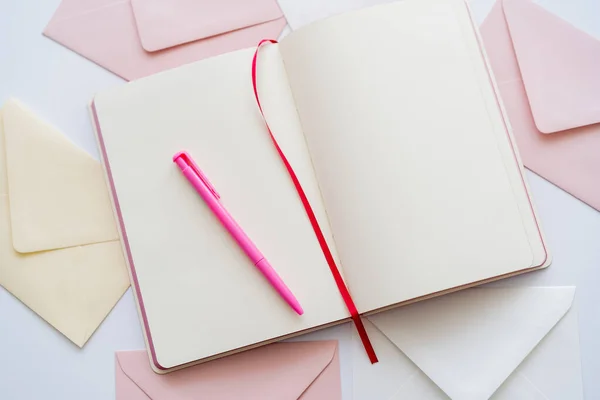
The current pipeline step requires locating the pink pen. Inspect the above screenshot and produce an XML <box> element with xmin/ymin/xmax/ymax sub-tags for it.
<box><xmin>173</xmin><ymin>151</ymin><xmax>304</xmax><ymax>315</ymax></box>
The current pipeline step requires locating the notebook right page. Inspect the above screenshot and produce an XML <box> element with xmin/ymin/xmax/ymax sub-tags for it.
<box><xmin>279</xmin><ymin>0</ymin><xmax>546</xmax><ymax>313</ymax></box>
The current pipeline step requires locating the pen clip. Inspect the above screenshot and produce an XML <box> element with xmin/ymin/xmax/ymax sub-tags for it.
<box><xmin>174</xmin><ymin>151</ymin><xmax>220</xmax><ymax>199</ymax></box>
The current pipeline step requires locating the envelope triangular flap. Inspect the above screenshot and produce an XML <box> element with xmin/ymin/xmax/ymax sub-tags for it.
<box><xmin>2</xmin><ymin>99</ymin><xmax>118</xmax><ymax>253</ymax></box>
<box><xmin>367</xmin><ymin>287</ymin><xmax>575</xmax><ymax>400</ymax></box>
<box><xmin>502</xmin><ymin>0</ymin><xmax>600</xmax><ymax>133</ymax></box>
<box><xmin>130</xmin><ymin>0</ymin><xmax>284</xmax><ymax>52</ymax></box>
<box><xmin>43</xmin><ymin>0</ymin><xmax>286</xmax><ymax>80</ymax></box>
<box><xmin>116</xmin><ymin>341</ymin><xmax>337</xmax><ymax>398</ymax></box>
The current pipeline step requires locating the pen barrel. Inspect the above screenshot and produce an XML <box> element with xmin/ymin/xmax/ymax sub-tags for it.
<box><xmin>181</xmin><ymin>165</ymin><xmax>303</xmax><ymax>315</ymax></box>
<box><xmin>181</xmin><ymin>166</ymin><xmax>263</xmax><ymax>262</ymax></box>
<box><xmin>256</xmin><ymin>259</ymin><xmax>303</xmax><ymax>315</ymax></box>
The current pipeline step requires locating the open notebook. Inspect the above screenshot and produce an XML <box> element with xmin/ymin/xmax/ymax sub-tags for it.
<box><xmin>91</xmin><ymin>0</ymin><xmax>549</xmax><ymax>373</ymax></box>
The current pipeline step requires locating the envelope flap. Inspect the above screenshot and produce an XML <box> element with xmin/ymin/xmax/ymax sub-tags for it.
<box><xmin>1</xmin><ymin>99</ymin><xmax>118</xmax><ymax>253</ymax></box>
<box><xmin>502</xmin><ymin>0</ymin><xmax>600</xmax><ymax>133</ymax></box>
<box><xmin>130</xmin><ymin>0</ymin><xmax>283</xmax><ymax>52</ymax></box>
<box><xmin>116</xmin><ymin>341</ymin><xmax>337</xmax><ymax>399</ymax></box>
<box><xmin>368</xmin><ymin>287</ymin><xmax>575</xmax><ymax>400</ymax></box>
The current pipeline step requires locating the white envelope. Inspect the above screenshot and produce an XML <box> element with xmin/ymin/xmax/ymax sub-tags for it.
<box><xmin>0</xmin><ymin>99</ymin><xmax>130</xmax><ymax>347</ymax></box>
<box><xmin>353</xmin><ymin>287</ymin><xmax>583</xmax><ymax>400</ymax></box>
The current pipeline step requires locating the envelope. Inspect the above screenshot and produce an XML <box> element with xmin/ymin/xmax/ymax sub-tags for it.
<box><xmin>43</xmin><ymin>0</ymin><xmax>287</xmax><ymax>81</ymax></box>
<box><xmin>116</xmin><ymin>341</ymin><xmax>342</xmax><ymax>399</ymax></box>
<box><xmin>0</xmin><ymin>99</ymin><xmax>130</xmax><ymax>347</ymax></box>
<box><xmin>353</xmin><ymin>287</ymin><xmax>583</xmax><ymax>400</ymax></box>
<box><xmin>480</xmin><ymin>0</ymin><xmax>600</xmax><ymax>211</ymax></box>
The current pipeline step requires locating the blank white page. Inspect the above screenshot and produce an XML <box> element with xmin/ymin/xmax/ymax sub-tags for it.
<box><xmin>279</xmin><ymin>0</ymin><xmax>537</xmax><ymax>313</ymax></box>
<box><xmin>93</xmin><ymin>46</ymin><xmax>348</xmax><ymax>369</ymax></box>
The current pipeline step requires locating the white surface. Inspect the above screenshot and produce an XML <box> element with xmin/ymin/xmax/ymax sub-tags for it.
<box><xmin>0</xmin><ymin>0</ymin><xmax>598</xmax><ymax>399</ymax></box>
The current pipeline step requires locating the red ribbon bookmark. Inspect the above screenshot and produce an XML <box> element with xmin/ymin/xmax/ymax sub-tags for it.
<box><xmin>252</xmin><ymin>39</ymin><xmax>378</xmax><ymax>364</ymax></box>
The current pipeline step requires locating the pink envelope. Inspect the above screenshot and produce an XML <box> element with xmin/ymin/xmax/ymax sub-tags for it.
<box><xmin>115</xmin><ymin>341</ymin><xmax>341</xmax><ymax>399</ymax></box>
<box><xmin>43</xmin><ymin>0</ymin><xmax>286</xmax><ymax>81</ymax></box>
<box><xmin>481</xmin><ymin>0</ymin><xmax>600</xmax><ymax>211</ymax></box>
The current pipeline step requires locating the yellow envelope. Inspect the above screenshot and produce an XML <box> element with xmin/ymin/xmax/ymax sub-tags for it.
<box><xmin>0</xmin><ymin>99</ymin><xmax>129</xmax><ymax>347</ymax></box>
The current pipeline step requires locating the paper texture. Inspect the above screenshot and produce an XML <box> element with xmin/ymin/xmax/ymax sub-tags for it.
<box><xmin>481</xmin><ymin>0</ymin><xmax>600</xmax><ymax>211</ymax></box>
<box><xmin>279</xmin><ymin>0</ymin><xmax>547</xmax><ymax>313</ymax></box>
<box><xmin>116</xmin><ymin>341</ymin><xmax>341</xmax><ymax>399</ymax></box>
<box><xmin>93</xmin><ymin>46</ymin><xmax>348</xmax><ymax>369</ymax></box>
<box><xmin>353</xmin><ymin>287</ymin><xmax>583</xmax><ymax>400</ymax></box>
<box><xmin>43</xmin><ymin>0</ymin><xmax>286</xmax><ymax>80</ymax></box>
<box><xmin>0</xmin><ymin>99</ymin><xmax>129</xmax><ymax>347</ymax></box>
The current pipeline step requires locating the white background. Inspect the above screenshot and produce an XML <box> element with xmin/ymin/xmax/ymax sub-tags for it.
<box><xmin>0</xmin><ymin>0</ymin><xmax>598</xmax><ymax>399</ymax></box>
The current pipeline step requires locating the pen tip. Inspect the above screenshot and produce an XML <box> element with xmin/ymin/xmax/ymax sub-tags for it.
<box><xmin>294</xmin><ymin>304</ymin><xmax>304</xmax><ymax>316</ymax></box>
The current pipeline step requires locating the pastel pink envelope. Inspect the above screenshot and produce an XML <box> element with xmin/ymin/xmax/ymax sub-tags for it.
<box><xmin>501</xmin><ymin>0</ymin><xmax>600</xmax><ymax>134</ymax></box>
<box><xmin>481</xmin><ymin>0</ymin><xmax>600</xmax><ymax>211</ymax></box>
<box><xmin>43</xmin><ymin>0</ymin><xmax>286</xmax><ymax>81</ymax></box>
<box><xmin>115</xmin><ymin>341</ymin><xmax>341</xmax><ymax>399</ymax></box>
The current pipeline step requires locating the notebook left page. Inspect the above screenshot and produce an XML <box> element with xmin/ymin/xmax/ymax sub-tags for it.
<box><xmin>92</xmin><ymin>45</ymin><xmax>348</xmax><ymax>370</ymax></box>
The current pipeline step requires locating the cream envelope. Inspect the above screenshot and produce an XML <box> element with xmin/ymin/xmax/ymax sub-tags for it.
<box><xmin>116</xmin><ymin>341</ymin><xmax>342</xmax><ymax>399</ymax></box>
<box><xmin>353</xmin><ymin>287</ymin><xmax>583</xmax><ymax>400</ymax></box>
<box><xmin>480</xmin><ymin>0</ymin><xmax>600</xmax><ymax>210</ymax></box>
<box><xmin>0</xmin><ymin>99</ymin><xmax>129</xmax><ymax>347</ymax></box>
<box><xmin>43</xmin><ymin>0</ymin><xmax>287</xmax><ymax>81</ymax></box>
